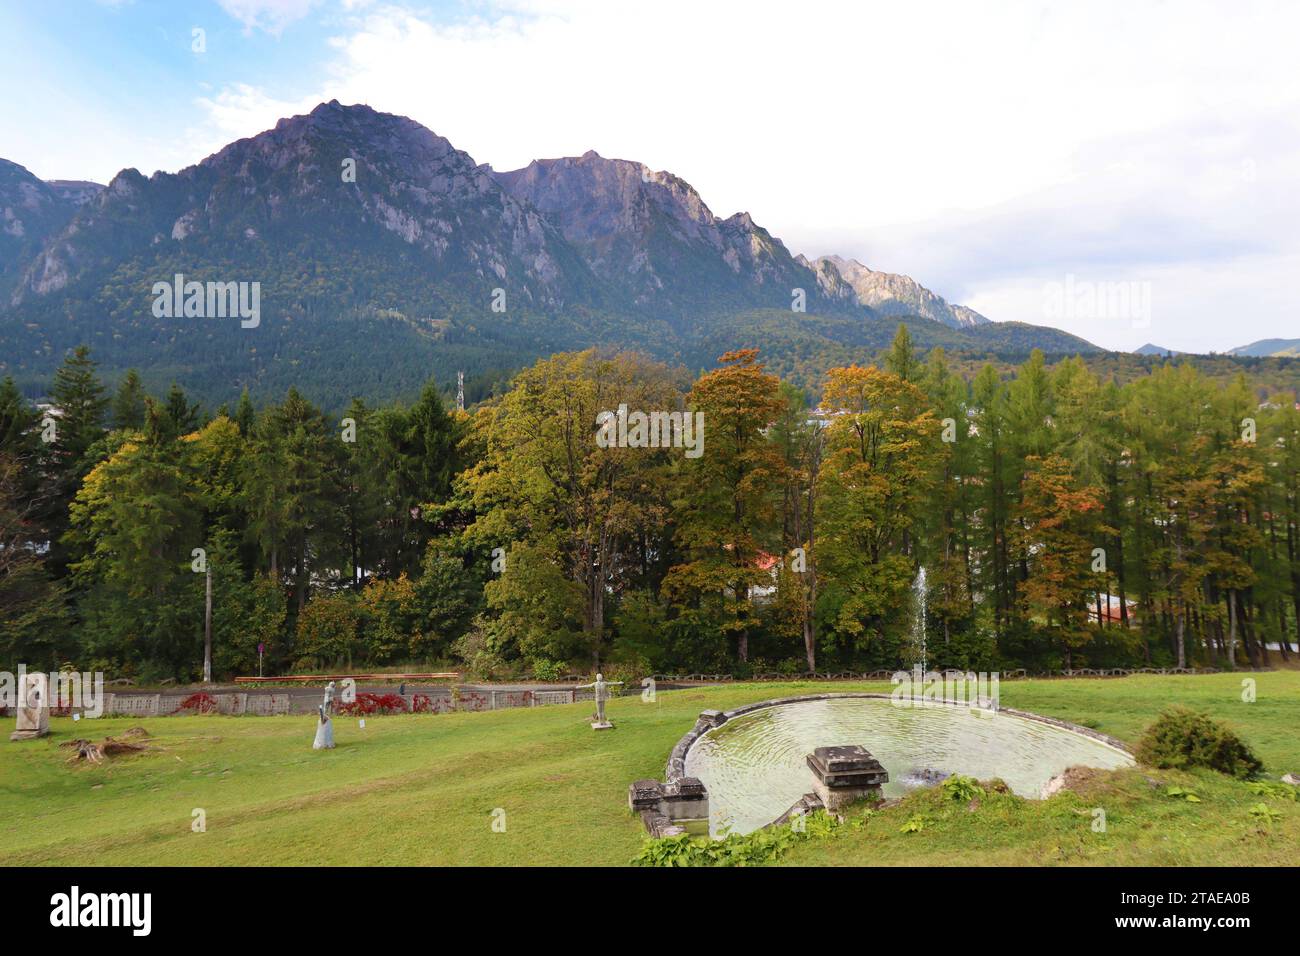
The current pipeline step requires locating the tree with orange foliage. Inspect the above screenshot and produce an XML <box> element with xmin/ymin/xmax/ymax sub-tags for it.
<box><xmin>1011</xmin><ymin>454</ymin><xmax>1111</xmax><ymax>668</ymax></box>
<box><xmin>814</xmin><ymin>365</ymin><xmax>939</xmax><ymax>662</ymax></box>
<box><xmin>662</xmin><ymin>350</ymin><xmax>786</xmax><ymax>663</ymax></box>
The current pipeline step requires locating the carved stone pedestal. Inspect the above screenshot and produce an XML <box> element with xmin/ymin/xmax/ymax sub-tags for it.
<box><xmin>806</xmin><ymin>745</ymin><xmax>888</xmax><ymax>812</ymax></box>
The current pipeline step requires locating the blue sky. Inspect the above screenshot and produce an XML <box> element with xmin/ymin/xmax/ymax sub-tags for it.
<box><xmin>2</xmin><ymin>0</ymin><xmax>1298</xmax><ymax>353</ymax></box>
<box><xmin>1</xmin><ymin>1</ymin><xmax>345</xmax><ymax>177</ymax></box>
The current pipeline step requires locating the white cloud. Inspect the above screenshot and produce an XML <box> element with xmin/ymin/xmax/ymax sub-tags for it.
<box><xmin>189</xmin><ymin>84</ymin><xmax>322</xmax><ymax>154</ymax></box>
<box><xmin>216</xmin><ymin>0</ymin><xmax>320</xmax><ymax>35</ymax></box>
<box><xmin>175</xmin><ymin>0</ymin><xmax>1300</xmax><ymax>350</ymax></box>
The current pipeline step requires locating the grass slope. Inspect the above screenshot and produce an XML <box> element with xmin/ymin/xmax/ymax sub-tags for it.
<box><xmin>1</xmin><ymin>673</ymin><xmax>1297</xmax><ymax>866</ymax></box>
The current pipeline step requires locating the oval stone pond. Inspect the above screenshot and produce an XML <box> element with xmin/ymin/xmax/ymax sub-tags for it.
<box><xmin>682</xmin><ymin>697</ymin><xmax>1134</xmax><ymax>835</ymax></box>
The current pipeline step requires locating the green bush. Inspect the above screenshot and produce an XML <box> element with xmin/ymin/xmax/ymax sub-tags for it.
<box><xmin>294</xmin><ymin>592</ymin><xmax>362</xmax><ymax>670</ymax></box>
<box><xmin>530</xmin><ymin>658</ymin><xmax>567</xmax><ymax>682</ymax></box>
<box><xmin>1136</xmin><ymin>706</ymin><xmax>1263</xmax><ymax>779</ymax></box>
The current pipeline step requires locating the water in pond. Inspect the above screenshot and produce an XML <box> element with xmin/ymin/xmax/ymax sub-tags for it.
<box><xmin>683</xmin><ymin>697</ymin><xmax>1133</xmax><ymax>836</ymax></box>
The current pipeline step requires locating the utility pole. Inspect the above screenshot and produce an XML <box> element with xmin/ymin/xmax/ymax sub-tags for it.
<box><xmin>203</xmin><ymin>563</ymin><xmax>213</xmax><ymax>683</ymax></box>
<box><xmin>456</xmin><ymin>371</ymin><xmax>465</xmax><ymax>413</ymax></box>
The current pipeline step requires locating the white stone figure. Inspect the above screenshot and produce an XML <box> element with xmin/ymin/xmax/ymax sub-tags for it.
<box><xmin>322</xmin><ymin>681</ymin><xmax>337</xmax><ymax>715</ymax></box>
<box><xmin>576</xmin><ymin>673</ymin><xmax>623</xmax><ymax>730</ymax></box>
<box><xmin>313</xmin><ymin>705</ymin><xmax>335</xmax><ymax>750</ymax></box>
<box><xmin>10</xmin><ymin>673</ymin><xmax>50</xmax><ymax>741</ymax></box>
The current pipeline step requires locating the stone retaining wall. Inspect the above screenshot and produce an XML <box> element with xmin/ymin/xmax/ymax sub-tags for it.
<box><xmin>63</xmin><ymin>686</ymin><xmax>581</xmax><ymax>719</ymax></box>
<box><xmin>650</xmin><ymin>666</ymin><xmax>1261</xmax><ymax>682</ymax></box>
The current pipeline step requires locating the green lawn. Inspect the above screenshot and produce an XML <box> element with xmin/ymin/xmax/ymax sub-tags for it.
<box><xmin>2</xmin><ymin>672</ymin><xmax>1297</xmax><ymax>866</ymax></box>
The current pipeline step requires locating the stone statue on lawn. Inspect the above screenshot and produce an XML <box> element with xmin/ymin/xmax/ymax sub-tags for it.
<box><xmin>313</xmin><ymin>704</ymin><xmax>335</xmax><ymax>750</ymax></box>
<box><xmin>10</xmin><ymin>672</ymin><xmax>50</xmax><ymax>741</ymax></box>
<box><xmin>577</xmin><ymin>673</ymin><xmax>623</xmax><ymax>730</ymax></box>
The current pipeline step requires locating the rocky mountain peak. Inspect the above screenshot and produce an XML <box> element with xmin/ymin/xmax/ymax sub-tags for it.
<box><xmin>811</xmin><ymin>254</ymin><xmax>989</xmax><ymax>328</ymax></box>
<box><xmin>494</xmin><ymin>150</ymin><xmax>717</xmax><ymax>244</ymax></box>
<box><xmin>11</xmin><ymin>102</ymin><xmax>590</xmax><ymax>310</ymax></box>
<box><xmin>492</xmin><ymin>150</ymin><xmax>841</xmax><ymax>314</ymax></box>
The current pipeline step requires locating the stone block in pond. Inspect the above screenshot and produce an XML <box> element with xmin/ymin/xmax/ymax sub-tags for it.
<box><xmin>699</xmin><ymin>709</ymin><xmax>726</xmax><ymax>729</ymax></box>
<box><xmin>662</xmin><ymin>777</ymin><xmax>708</xmax><ymax>824</ymax></box>
<box><xmin>806</xmin><ymin>745</ymin><xmax>888</xmax><ymax>811</ymax></box>
<box><xmin>628</xmin><ymin>776</ymin><xmax>709</xmax><ymax>834</ymax></box>
<box><xmin>628</xmin><ymin>779</ymin><xmax>665</xmax><ymax>812</ymax></box>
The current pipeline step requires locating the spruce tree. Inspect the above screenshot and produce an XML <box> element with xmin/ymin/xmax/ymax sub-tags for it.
<box><xmin>111</xmin><ymin>369</ymin><xmax>148</xmax><ymax>431</ymax></box>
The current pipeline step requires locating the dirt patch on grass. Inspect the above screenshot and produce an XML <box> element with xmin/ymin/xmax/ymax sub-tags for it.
<box><xmin>1041</xmin><ymin>765</ymin><xmax>1142</xmax><ymax>801</ymax></box>
<box><xmin>62</xmin><ymin>727</ymin><xmax>154</xmax><ymax>764</ymax></box>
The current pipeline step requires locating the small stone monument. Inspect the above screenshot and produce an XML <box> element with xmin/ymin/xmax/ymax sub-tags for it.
<box><xmin>312</xmin><ymin>705</ymin><xmax>335</xmax><ymax>750</ymax></box>
<box><xmin>806</xmin><ymin>745</ymin><xmax>888</xmax><ymax>812</ymax></box>
<box><xmin>10</xmin><ymin>672</ymin><xmax>51</xmax><ymax>741</ymax></box>
<box><xmin>322</xmin><ymin>681</ymin><xmax>337</xmax><ymax>715</ymax></box>
<box><xmin>576</xmin><ymin>673</ymin><xmax>623</xmax><ymax>729</ymax></box>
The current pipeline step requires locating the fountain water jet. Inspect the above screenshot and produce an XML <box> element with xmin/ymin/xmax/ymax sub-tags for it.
<box><xmin>911</xmin><ymin>566</ymin><xmax>928</xmax><ymax>675</ymax></box>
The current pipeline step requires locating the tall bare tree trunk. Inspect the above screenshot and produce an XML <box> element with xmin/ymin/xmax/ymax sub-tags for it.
<box><xmin>1226</xmin><ymin>589</ymin><xmax>1239</xmax><ymax>668</ymax></box>
<box><xmin>803</xmin><ymin>450</ymin><xmax>819</xmax><ymax>672</ymax></box>
<box><xmin>203</xmin><ymin>564</ymin><xmax>213</xmax><ymax>683</ymax></box>
<box><xmin>1175</xmin><ymin>606</ymin><xmax>1185</xmax><ymax>669</ymax></box>
<box><xmin>1244</xmin><ymin>602</ymin><xmax>1264</xmax><ymax>667</ymax></box>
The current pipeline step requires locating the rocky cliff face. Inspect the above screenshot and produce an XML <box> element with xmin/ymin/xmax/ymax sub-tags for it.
<box><xmin>493</xmin><ymin>150</ymin><xmax>847</xmax><ymax>318</ymax></box>
<box><xmin>805</xmin><ymin>254</ymin><xmax>988</xmax><ymax>328</ymax></box>
<box><xmin>0</xmin><ymin>159</ymin><xmax>86</xmax><ymax>302</ymax></box>
<box><xmin>45</xmin><ymin>181</ymin><xmax>104</xmax><ymax>206</ymax></box>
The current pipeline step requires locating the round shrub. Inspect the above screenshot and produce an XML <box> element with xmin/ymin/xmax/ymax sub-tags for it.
<box><xmin>1136</xmin><ymin>706</ymin><xmax>1263</xmax><ymax>779</ymax></box>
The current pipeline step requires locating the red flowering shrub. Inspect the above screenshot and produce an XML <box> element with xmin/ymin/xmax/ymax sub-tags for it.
<box><xmin>456</xmin><ymin>691</ymin><xmax>489</xmax><ymax>712</ymax></box>
<box><xmin>180</xmin><ymin>692</ymin><xmax>217</xmax><ymax>714</ymax></box>
<box><xmin>338</xmin><ymin>692</ymin><xmax>409</xmax><ymax>716</ymax></box>
<box><xmin>411</xmin><ymin>693</ymin><xmax>454</xmax><ymax>714</ymax></box>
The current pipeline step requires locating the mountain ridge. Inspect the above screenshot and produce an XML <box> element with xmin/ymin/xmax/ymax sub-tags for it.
<box><xmin>1229</xmin><ymin>338</ymin><xmax>1300</xmax><ymax>358</ymax></box>
<box><xmin>0</xmin><ymin>101</ymin><xmax>1106</xmax><ymax>408</ymax></box>
<box><xmin>801</xmin><ymin>253</ymin><xmax>989</xmax><ymax>328</ymax></box>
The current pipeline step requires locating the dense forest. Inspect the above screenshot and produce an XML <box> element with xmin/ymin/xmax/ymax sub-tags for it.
<box><xmin>2</xmin><ymin>327</ymin><xmax>1298</xmax><ymax>681</ymax></box>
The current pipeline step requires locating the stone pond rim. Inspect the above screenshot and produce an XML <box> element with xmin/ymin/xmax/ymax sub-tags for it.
<box><xmin>629</xmin><ymin>692</ymin><xmax>1134</xmax><ymax>837</ymax></box>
